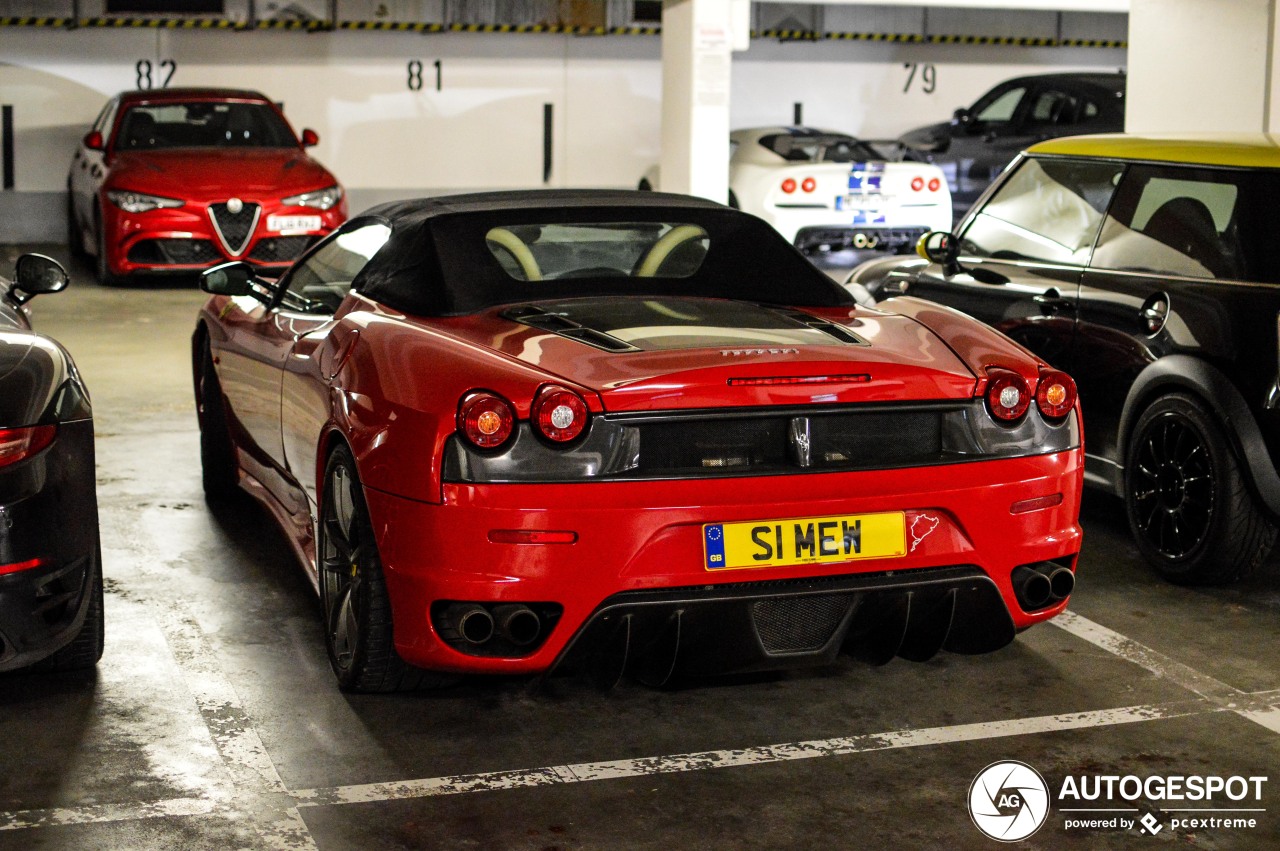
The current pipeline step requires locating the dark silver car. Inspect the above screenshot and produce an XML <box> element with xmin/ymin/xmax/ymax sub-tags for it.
<box><xmin>898</xmin><ymin>72</ymin><xmax>1126</xmax><ymax>219</ymax></box>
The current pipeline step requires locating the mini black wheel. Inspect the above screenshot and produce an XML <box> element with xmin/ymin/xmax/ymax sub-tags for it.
<box><xmin>1125</xmin><ymin>392</ymin><xmax>1276</xmax><ymax>584</ymax></box>
<box><xmin>318</xmin><ymin>444</ymin><xmax>441</xmax><ymax>692</ymax></box>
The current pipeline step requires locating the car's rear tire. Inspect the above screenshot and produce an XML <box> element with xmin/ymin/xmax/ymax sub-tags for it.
<box><xmin>319</xmin><ymin>444</ymin><xmax>443</xmax><ymax>692</ymax></box>
<box><xmin>197</xmin><ymin>342</ymin><xmax>240</xmax><ymax>502</ymax></box>
<box><xmin>1124</xmin><ymin>392</ymin><xmax>1277</xmax><ymax>584</ymax></box>
<box><xmin>31</xmin><ymin>542</ymin><xmax>104</xmax><ymax>672</ymax></box>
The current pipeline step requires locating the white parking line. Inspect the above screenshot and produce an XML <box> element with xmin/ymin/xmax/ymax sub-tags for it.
<box><xmin>3</xmin><ymin>608</ymin><xmax>1277</xmax><ymax>835</ymax></box>
<box><xmin>1051</xmin><ymin>610</ymin><xmax>1280</xmax><ymax>732</ymax></box>
<box><xmin>291</xmin><ymin>699</ymin><xmax>1216</xmax><ymax>806</ymax></box>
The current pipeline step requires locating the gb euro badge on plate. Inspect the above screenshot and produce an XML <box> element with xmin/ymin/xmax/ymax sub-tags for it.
<box><xmin>704</xmin><ymin>511</ymin><xmax>906</xmax><ymax>571</ymax></box>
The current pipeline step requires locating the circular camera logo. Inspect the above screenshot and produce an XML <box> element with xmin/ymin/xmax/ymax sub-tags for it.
<box><xmin>968</xmin><ymin>760</ymin><xmax>1051</xmax><ymax>842</ymax></box>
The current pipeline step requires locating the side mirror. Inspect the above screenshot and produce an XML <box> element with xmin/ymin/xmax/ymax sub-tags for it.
<box><xmin>300</xmin><ymin>128</ymin><xmax>319</xmax><ymax>147</ymax></box>
<box><xmin>83</xmin><ymin>130</ymin><xmax>105</xmax><ymax>151</ymax></box>
<box><xmin>917</xmin><ymin>231</ymin><xmax>958</xmax><ymax>266</ymax></box>
<box><xmin>202</xmin><ymin>261</ymin><xmax>274</xmax><ymax>303</ymax></box>
<box><xmin>952</xmin><ymin>107</ymin><xmax>973</xmax><ymax>126</ymax></box>
<box><xmin>7</xmin><ymin>253</ymin><xmax>70</xmax><ymax>305</ymax></box>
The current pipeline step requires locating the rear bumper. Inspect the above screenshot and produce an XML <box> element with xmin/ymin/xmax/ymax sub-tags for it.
<box><xmin>0</xmin><ymin>419</ymin><xmax>100</xmax><ymax>671</ymax></box>
<box><xmin>365</xmin><ymin>450</ymin><xmax>1083</xmax><ymax>677</ymax></box>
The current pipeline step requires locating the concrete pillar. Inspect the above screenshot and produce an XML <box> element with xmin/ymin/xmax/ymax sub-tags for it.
<box><xmin>660</xmin><ymin>0</ymin><xmax>737</xmax><ymax>202</ymax></box>
<box><xmin>1127</xmin><ymin>0</ymin><xmax>1280</xmax><ymax>133</ymax></box>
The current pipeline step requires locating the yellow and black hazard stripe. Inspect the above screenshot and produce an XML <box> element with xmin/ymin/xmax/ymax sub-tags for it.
<box><xmin>0</xmin><ymin>16</ymin><xmax>1125</xmax><ymax>47</ymax></box>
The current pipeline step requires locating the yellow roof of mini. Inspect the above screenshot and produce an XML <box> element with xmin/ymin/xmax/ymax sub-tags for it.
<box><xmin>1027</xmin><ymin>134</ymin><xmax>1280</xmax><ymax>169</ymax></box>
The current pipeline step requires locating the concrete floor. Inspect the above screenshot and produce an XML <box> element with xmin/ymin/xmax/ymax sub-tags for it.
<box><xmin>2</xmin><ymin>244</ymin><xmax>1280</xmax><ymax>850</ymax></box>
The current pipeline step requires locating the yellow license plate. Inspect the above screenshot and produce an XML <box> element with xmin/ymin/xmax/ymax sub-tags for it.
<box><xmin>703</xmin><ymin>512</ymin><xmax>906</xmax><ymax>571</ymax></box>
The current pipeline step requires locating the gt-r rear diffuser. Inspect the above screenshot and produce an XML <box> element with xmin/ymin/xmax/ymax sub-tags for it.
<box><xmin>551</xmin><ymin>565</ymin><xmax>1014</xmax><ymax>688</ymax></box>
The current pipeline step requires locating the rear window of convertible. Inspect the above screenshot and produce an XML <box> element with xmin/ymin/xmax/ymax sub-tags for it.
<box><xmin>484</xmin><ymin>222</ymin><xmax>709</xmax><ymax>281</ymax></box>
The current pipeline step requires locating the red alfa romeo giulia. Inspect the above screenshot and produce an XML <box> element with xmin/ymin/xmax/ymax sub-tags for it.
<box><xmin>193</xmin><ymin>190</ymin><xmax>1083</xmax><ymax>692</ymax></box>
<box><xmin>69</xmin><ymin>88</ymin><xmax>347</xmax><ymax>285</ymax></box>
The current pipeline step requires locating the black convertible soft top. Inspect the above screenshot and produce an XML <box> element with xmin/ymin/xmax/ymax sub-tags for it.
<box><xmin>349</xmin><ymin>190</ymin><xmax>855</xmax><ymax>316</ymax></box>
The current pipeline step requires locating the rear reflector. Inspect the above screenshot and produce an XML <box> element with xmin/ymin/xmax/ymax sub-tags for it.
<box><xmin>1010</xmin><ymin>494</ymin><xmax>1064</xmax><ymax>514</ymax></box>
<box><xmin>728</xmin><ymin>374</ymin><xmax>870</xmax><ymax>387</ymax></box>
<box><xmin>0</xmin><ymin>558</ymin><xmax>43</xmax><ymax>576</ymax></box>
<box><xmin>488</xmin><ymin>530</ymin><xmax>578</xmax><ymax>545</ymax></box>
<box><xmin>0</xmin><ymin>425</ymin><xmax>56</xmax><ymax>468</ymax></box>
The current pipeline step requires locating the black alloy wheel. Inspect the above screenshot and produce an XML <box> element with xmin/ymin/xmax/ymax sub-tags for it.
<box><xmin>1125</xmin><ymin>392</ymin><xmax>1276</xmax><ymax>584</ymax></box>
<box><xmin>318</xmin><ymin>444</ymin><xmax>439</xmax><ymax>692</ymax></box>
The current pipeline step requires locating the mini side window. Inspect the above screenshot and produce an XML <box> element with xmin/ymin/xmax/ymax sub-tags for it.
<box><xmin>960</xmin><ymin>157</ymin><xmax>1123</xmax><ymax>265</ymax></box>
<box><xmin>1091</xmin><ymin>166</ymin><xmax>1245</xmax><ymax>280</ymax></box>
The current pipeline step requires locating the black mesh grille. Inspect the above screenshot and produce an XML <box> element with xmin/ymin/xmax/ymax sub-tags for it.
<box><xmin>127</xmin><ymin>239</ymin><xmax>221</xmax><ymax>265</ymax></box>
<box><xmin>810</xmin><ymin>411</ymin><xmax>942</xmax><ymax>467</ymax></box>
<box><xmin>209</xmin><ymin>202</ymin><xmax>260</xmax><ymax>255</ymax></box>
<box><xmin>752</xmin><ymin>595</ymin><xmax>851</xmax><ymax>653</ymax></box>
<box><xmin>637</xmin><ymin>417</ymin><xmax>790</xmax><ymax>474</ymax></box>
<box><xmin>632</xmin><ymin>410</ymin><xmax>945</xmax><ymax>476</ymax></box>
<box><xmin>248</xmin><ymin>236</ymin><xmax>314</xmax><ymax>264</ymax></box>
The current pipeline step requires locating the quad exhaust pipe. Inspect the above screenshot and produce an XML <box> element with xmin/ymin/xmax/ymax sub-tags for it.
<box><xmin>493</xmin><ymin>604</ymin><xmax>542</xmax><ymax>646</ymax></box>
<box><xmin>1011</xmin><ymin>562</ymin><xmax>1075</xmax><ymax>611</ymax></box>
<box><xmin>448</xmin><ymin>603</ymin><xmax>496</xmax><ymax>645</ymax></box>
<box><xmin>440</xmin><ymin>602</ymin><xmax>543</xmax><ymax>649</ymax></box>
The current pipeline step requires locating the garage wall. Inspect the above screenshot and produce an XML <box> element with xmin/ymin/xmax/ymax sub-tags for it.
<box><xmin>0</xmin><ymin>17</ymin><xmax>1125</xmax><ymax>242</ymax></box>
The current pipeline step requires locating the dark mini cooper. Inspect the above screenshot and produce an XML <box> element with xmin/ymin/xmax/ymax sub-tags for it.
<box><xmin>849</xmin><ymin>135</ymin><xmax>1280</xmax><ymax>585</ymax></box>
<box><xmin>0</xmin><ymin>255</ymin><xmax>102</xmax><ymax>673</ymax></box>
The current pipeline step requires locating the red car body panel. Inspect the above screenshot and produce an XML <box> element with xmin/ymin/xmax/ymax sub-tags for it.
<box><xmin>366</xmin><ymin>455</ymin><xmax>1082</xmax><ymax>673</ymax></box>
<box><xmin>71</xmin><ymin>88</ymin><xmax>347</xmax><ymax>280</ymax></box>
<box><xmin>194</xmin><ymin>193</ymin><xmax>1084</xmax><ymax>686</ymax></box>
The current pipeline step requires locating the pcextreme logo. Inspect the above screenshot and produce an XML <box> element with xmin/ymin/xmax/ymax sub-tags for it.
<box><xmin>968</xmin><ymin>761</ymin><xmax>1269</xmax><ymax>841</ymax></box>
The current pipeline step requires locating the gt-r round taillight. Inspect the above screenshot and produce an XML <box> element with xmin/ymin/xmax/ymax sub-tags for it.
<box><xmin>801</xmin><ymin>177</ymin><xmax>817</xmax><ymax>193</ymax></box>
<box><xmin>985</xmin><ymin>368</ymin><xmax>1031</xmax><ymax>423</ymax></box>
<box><xmin>1035</xmin><ymin>369</ymin><xmax>1077</xmax><ymax>420</ymax></box>
<box><xmin>532</xmin><ymin>385</ymin><xmax>589</xmax><ymax>444</ymax></box>
<box><xmin>927</xmin><ymin>177</ymin><xmax>941</xmax><ymax>192</ymax></box>
<box><xmin>911</xmin><ymin>176</ymin><xmax>925</xmax><ymax>192</ymax></box>
<box><xmin>781</xmin><ymin>178</ymin><xmax>797</xmax><ymax>194</ymax></box>
<box><xmin>458</xmin><ymin>391</ymin><xmax>515</xmax><ymax>449</ymax></box>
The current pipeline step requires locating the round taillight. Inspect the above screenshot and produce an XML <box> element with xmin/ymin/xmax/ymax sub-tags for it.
<box><xmin>1035</xmin><ymin>369</ymin><xmax>1077</xmax><ymax>420</ymax></box>
<box><xmin>781</xmin><ymin>178</ymin><xmax>797</xmax><ymax>194</ymax></box>
<box><xmin>532</xmin><ymin>385</ymin><xmax>589</xmax><ymax>444</ymax></box>
<box><xmin>801</xmin><ymin>177</ymin><xmax>817</xmax><ymax>193</ymax></box>
<box><xmin>458</xmin><ymin>391</ymin><xmax>515</xmax><ymax>449</ymax></box>
<box><xmin>911</xmin><ymin>176</ymin><xmax>925</xmax><ymax>192</ymax></box>
<box><xmin>985</xmin><ymin>368</ymin><xmax>1031</xmax><ymax>423</ymax></box>
<box><xmin>927</xmin><ymin>177</ymin><xmax>941</xmax><ymax>192</ymax></box>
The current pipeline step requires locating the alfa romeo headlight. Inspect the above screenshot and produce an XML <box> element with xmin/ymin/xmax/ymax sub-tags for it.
<box><xmin>282</xmin><ymin>185</ymin><xmax>342</xmax><ymax>211</ymax></box>
<box><xmin>106</xmin><ymin>190</ymin><xmax>184</xmax><ymax>213</ymax></box>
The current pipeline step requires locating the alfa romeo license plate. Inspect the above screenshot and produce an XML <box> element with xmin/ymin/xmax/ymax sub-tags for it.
<box><xmin>703</xmin><ymin>511</ymin><xmax>905</xmax><ymax>571</ymax></box>
<box><xmin>267</xmin><ymin>214</ymin><xmax>322</xmax><ymax>233</ymax></box>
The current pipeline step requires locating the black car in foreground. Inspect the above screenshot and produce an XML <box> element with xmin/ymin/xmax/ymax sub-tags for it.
<box><xmin>0</xmin><ymin>254</ymin><xmax>102</xmax><ymax>673</ymax></box>
<box><xmin>848</xmin><ymin>134</ymin><xmax>1280</xmax><ymax>586</ymax></box>
<box><xmin>898</xmin><ymin>72</ymin><xmax>1126</xmax><ymax>219</ymax></box>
